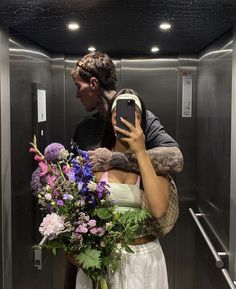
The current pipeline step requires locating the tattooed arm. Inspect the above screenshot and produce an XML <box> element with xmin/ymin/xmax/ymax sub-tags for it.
<box><xmin>89</xmin><ymin>110</ymin><xmax>184</xmax><ymax>174</ymax></box>
<box><xmin>89</xmin><ymin>146</ymin><xmax>183</xmax><ymax>174</ymax></box>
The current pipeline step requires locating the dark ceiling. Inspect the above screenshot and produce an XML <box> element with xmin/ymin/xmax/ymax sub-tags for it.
<box><xmin>0</xmin><ymin>0</ymin><xmax>236</xmax><ymax>56</ymax></box>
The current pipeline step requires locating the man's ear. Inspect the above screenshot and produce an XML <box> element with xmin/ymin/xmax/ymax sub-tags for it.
<box><xmin>90</xmin><ymin>77</ymin><xmax>99</xmax><ymax>90</ymax></box>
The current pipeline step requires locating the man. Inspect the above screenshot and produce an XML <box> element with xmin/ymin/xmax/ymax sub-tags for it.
<box><xmin>71</xmin><ymin>52</ymin><xmax>183</xmax><ymax>174</ymax></box>
<box><xmin>64</xmin><ymin>52</ymin><xmax>183</xmax><ymax>289</ymax></box>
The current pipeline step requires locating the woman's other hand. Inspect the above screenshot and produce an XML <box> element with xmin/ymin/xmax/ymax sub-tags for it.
<box><xmin>114</xmin><ymin>114</ymin><xmax>146</xmax><ymax>154</ymax></box>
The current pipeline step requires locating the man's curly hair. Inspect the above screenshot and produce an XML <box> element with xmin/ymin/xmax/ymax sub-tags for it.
<box><xmin>71</xmin><ymin>52</ymin><xmax>117</xmax><ymax>91</ymax></box>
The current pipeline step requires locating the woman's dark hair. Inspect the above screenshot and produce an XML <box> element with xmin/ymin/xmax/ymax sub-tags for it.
<box><xmin>101</xmin><ymin>88</ymin><xmax>147</xmax><ymax>149</ymax></box>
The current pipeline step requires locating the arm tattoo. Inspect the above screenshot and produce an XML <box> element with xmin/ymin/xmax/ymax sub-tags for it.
<box><xmin>109</xmin><ymin>147</ymin><xmax>184</xmax><ymax>174</ymax></box>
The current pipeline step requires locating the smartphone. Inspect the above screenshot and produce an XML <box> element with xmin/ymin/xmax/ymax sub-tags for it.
<box><xmin>116</xmin><ymin>99</ymin><xmax>135</xmax><ymax>138</ymax></box>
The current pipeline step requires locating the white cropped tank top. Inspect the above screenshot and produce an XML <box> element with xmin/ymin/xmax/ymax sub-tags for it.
<box><xmin>100</xmin><ymin>171</ymin><xmax>142</xmax><ymax>212</ymax></box>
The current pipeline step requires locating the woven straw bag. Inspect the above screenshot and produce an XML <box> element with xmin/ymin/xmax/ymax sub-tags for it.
<box><xmin>141</xmin><ymin>175</ymin><xmax>179</xmax><ymax>238</ymax></box>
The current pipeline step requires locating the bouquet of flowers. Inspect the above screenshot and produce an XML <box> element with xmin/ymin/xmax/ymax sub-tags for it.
<box><xmin>30</xmin><ymin>136</ymin><xmax>149</xmax><ymax>289</ymax></box>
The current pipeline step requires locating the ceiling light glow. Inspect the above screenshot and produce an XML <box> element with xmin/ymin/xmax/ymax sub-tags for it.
<box><xmin>159</xmin><ymin>22</ymin><xmax>171</xmax><ymax>30</ymax></box>
<box><xmin>68</xmin><ymin>22</ymin><xmax>79</xmax><ymax>31</ymax></box>
<box><xmin>88</xmin><ymin>46</ymin><xmax>96</xmax><ymax>52</ymax></box>
<box><xmin>151</xmin><ymin>46</ymin><xmax>160</xmax><ymax>53</ymax></box>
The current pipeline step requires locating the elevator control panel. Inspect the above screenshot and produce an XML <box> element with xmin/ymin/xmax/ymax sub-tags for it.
<box><xmin>32</xmin><ymin>82</ymin><xmax>47</xmax><ymax>152</ymax></box>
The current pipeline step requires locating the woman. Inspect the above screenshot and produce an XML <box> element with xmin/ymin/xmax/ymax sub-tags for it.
<box><xmin>76</xmin><ymin>88</ymin><xmax>169</xmax><ymax>289</ymax></box>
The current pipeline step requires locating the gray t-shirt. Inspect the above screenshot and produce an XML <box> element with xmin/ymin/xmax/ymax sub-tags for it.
<box><xmin>73</xmin><ymin>110</ymin><xmax>178</xmax><ymax>151</ymax></box>
<box><xmin>145</xmin><ymin>110</ymin><xmax>178</xmax><ymax>149</ymax></box>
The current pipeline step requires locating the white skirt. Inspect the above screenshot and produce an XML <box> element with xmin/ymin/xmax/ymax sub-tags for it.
<box><xmin>75</xmin><ymin>238</ymin><xmax>169</xmax><ymax>289</ymax></box>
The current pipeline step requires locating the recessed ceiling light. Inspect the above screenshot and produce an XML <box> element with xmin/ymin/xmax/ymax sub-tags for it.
<box><xmin>151</xmin><ymin>46</ymin><xmax>159</xmax><ymax>53</ymax></box>
<box><xmin>68</xmin><ymin>22</ymin><xmax>80</xmax><ymax>31</ymax></box>
<box><xmin>88</xmin><ymin>46</ymin><xmax>96</xmax><ymax>52</ymax></box>
<box><xmin>159</xmin><ymin>22</ymin><xmax>171</xmax><ymax>31</ymax></box>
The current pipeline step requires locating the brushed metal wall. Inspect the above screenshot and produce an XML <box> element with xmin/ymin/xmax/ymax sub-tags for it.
<box><xmin>9</xmin><ymin>31</ymin><xmax>55</xmax><ymax>289</ymax></box>
<box><xmin>51</xmin><ymin>55</ymin><xmax>66</xmax><ymax>143</ymax></box>
<box><xmin>120</xmin><ymin>58</ymin><xmax>178</xmax><ymax>137</ymax></box>
<box><xmin>195</xmin><ymin>29</ymin><xmax>233</xmax><ymax>288</ymax></box>
<box><xmin>229</xmin><ymin>29</ymin><xmax>236</xmax><ymax>281</ymax></box>
<box><xmin>0</xmin><ymin>27</ymin><xmax>11</xmax><ymax>289</ymax></box>
<box><xmin>197</xmin><ymin>30</ymin><xmax>232</xmax><ymax>251</ymax></box>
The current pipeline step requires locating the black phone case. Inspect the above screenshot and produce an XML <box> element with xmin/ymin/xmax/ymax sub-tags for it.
<box><xmin>116</xmin><ymin>99</ymin><xmax>135</xmax><ymax>138</ymax></box>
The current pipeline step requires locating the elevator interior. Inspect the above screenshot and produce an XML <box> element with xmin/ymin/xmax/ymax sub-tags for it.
<box><xmin>1</xmin><ymin>1</ymin><xmax>236</xmax><ymax>289</ymax></box>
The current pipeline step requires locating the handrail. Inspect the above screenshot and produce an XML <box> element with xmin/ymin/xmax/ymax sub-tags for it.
<box><xmin>189</xmin><ymin>208</ymin><xmax>224</xmax><ymax>268</ymax></box>
<box><xmin>221</xmin><ymin>269</ymin><xmax>236</xmax><ymax>289</ymax></box>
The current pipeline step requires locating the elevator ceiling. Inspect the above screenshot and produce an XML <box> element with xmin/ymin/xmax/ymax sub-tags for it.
<box><xmin>0</xmin><ymin>0</ymin><xmax>236</xmax><ymax>56</ymax></box>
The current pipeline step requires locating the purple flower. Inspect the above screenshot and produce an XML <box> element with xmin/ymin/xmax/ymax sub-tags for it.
<box><xmin>63</xmin><ymin>193</ymin><xmax>73</xmax><ymax>200</ymax></box>
<box><xmin>76</xmin><ymin>224</ymin><xmax>88</xmax><ymax>234</ymax></box>
<box><xmin>44</xmin><ymin>143</ymin><xmax>65</xmax><ymax>162</ymax></box>
<box><xmin>57</xmin><ymin>200</ymin><xmax>64</xmax><ymax>206</ymax></box>
<box><xmin>31</xmin><ymin>168</ymin><xmax>42</xmax><ymax>193</ymax></box>
<box><xmin>88</xmin><ymin>219</ymin><xmax>96</xmax><ymax>227</ymax></box>
<box><xmin>90</xmin><ymin>228</ymin><xmax>98</xmax><ymax>235</ymax></box>
<box><xmin>97</xmin><ymin>182</ymin><xmax>106</xmax><ymax>199</ymax></box>
<box><xmin>97</xmin><ymin>227</ymin><xmax>105</xmax><ymax>236</ymax></box>
<box><xmin>54</xmin><ymin>190</ymin><xmax>60</xmax><ymax>197</ymax></box>
<box><xmin>76</xmin><ymin>233</ymin><xmax>83</xmax><ymax>240</ymax></box>
<box><xmin>89</xmin><ymin>227</ymin><xmax>104</xmax><ymax>236</ymax></box>
<box><xmin>66</xmin><ymin>170</ymin><xmax>76</xmax><ymax>182</ymax></box>
<box><xmin>46</xmin><ymin>175</ymin><xmax>57</xmax><ymax>188</ymax></box>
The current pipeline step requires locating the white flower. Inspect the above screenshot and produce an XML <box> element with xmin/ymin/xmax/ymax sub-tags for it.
<box><xmin>77</xmin><ymin>182</ymin><xmax>83</xmax><ymax>191</ymax></box>
<box><xmin>117</xmin><ymin>243</ymin><xmax>122</xmax><ymax>250</ymax></box>
<box><xmin>87</xmin><ymin>181</ymin><xmax>97</xmax><ymax>192</ymax></box>
<box><xmin>76</xmin><ymin>156</ymin><xmax>84</xmax><ymax>163</ymax></box>
<box><xmin>58</xmin><ymin>148</ymin><xmax>69</xmax><ymax>160</ymax></box>
<box><xmin>105</xmin><ymin>222</ymin><xmax>112</xmax><ymax>229</ymax></box>
<box><xmin>39</xmin><ymin>213</ymin><xmax>65</xmax><ymax>240</ymax></box>
<box><xmin>45</xmin><ymin>193</ymin><xmax>52</xmax><ymax>201</ymax></box>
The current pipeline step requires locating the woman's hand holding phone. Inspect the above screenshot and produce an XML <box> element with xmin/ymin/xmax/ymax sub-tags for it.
<box><xmin>114</xmin><ymin>114</ymin><xmax>146</xmax><ymax>155</ymax></box>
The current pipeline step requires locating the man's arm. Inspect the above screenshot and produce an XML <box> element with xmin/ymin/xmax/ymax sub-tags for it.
<box><xmin>89</xmin><ymin>146</ymin><xmax>183</xmax><ymax>174</ymax></box>
<box><xmin>114</xmin><ymin>146</ymin><xmax>183</xmax><ymax>174</ymax></box>
<box><xmin>89</xmin><ymin>110</ymin><xmax>184</xmax><ymax>174</ymax></box>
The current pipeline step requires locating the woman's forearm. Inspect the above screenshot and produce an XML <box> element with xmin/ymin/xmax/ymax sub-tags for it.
<box><xmin>136</xmin><ymin>150</ymin><xmax>169</xmax><ymax>218</ymax></box>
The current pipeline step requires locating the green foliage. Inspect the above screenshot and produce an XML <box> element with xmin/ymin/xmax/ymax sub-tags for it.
<box><xmin>124</xmin><ymin>245</ymin><xmax>134</xmax><ymax>254</ymax></box>
<box><xmin>76</xmin><ymin>248</ymin><xmax>101</xmax><ymax>270</ymax></box>
<box><xmin>118</xmin><ymin>208</ymin><xmax>150</xmax><ymax>226</ymax></box>
<box><xmin>94</xmin><ymin>208</ymin><xmax>113</xmax><ymax>220</ymax></box>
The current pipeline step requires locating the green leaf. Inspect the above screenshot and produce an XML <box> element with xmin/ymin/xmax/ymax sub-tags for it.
<box><xmin>52</xmin><ymin>248</ymin><xmax>57</xmax><ymax>256</ymax></box>
<box><xmin>124</xmin><ymin>245</ymin><xmax>134</xmax><ymax>254</ymax></box>
<box><xmin>101</xmin><ymin>256</ymin><xmax>110</xmax><ymax>267</ymax></box>
<box><xmin>76</xmin><ymin>249</ymin><xmax>101</xmax><ymax>270</ymax></box>
<box><xmin>119</xmin><ymin>208</ymin><xmax>150</xmax><ymax>225</ymax></box>
<box><xmin>95</xmin><ymin>208</ymin><xmax>113</xmax><ymax>220</ymax></box>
